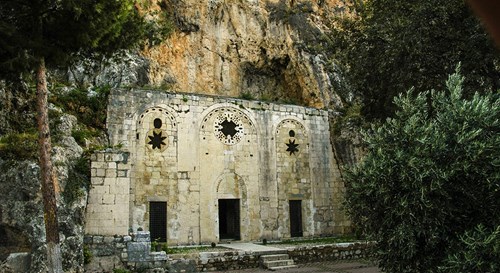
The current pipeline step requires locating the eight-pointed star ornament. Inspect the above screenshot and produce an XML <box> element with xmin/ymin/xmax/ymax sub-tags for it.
<box><xmin>148</xmin><ymin>130</ymin><xmax>167</xmax><ymax>150</ymax></box>
<box><xmin>286</xmin><ymin>139</ymin><xmax>299</xmax><ymax>155</ymax></box>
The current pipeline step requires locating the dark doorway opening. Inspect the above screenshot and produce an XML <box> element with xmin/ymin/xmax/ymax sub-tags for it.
<box><xmin>218</xmin><ymin>199</ymin><xmax>241</xmax><ymax>240</ymax></box>
<box><xmin>149</xmin><ymin>202</ymin><xmax>167</xmax><ymax>242</ymax></box>
<box><xmin>289</xmin><ymin>200</ymin><xmax>303</xmax><ymax>237</ymax></box>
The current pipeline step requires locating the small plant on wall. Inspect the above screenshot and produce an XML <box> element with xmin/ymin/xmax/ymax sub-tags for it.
<box><xmin>239</xmin><ymin>92</ymin><xmax>255</xmax><ymax>100</ymax></box>
<box><xmin>151</xmin><ymin>238</ymin><xmax>162</xmax><ymax>251</ymax></box>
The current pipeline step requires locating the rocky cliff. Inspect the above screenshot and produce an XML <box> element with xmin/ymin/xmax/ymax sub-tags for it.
<box><xmin>0</xmin><ymin>112</ymin><xmax>87</xmax><ymax>273</ymax></box>
<box><xmin>70</xmin><ymin>0</ymin><xmax>352</xmax><ymax>109</ymax></box>
<box><xmin>146</xmin><ymin>0</ymin><xmax>351</xmax><ymax>108</ymax></box>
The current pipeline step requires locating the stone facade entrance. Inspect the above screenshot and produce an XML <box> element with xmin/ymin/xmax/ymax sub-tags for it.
<box><xmin>218</xmin><ymin>199</ymin><xmax>240</xmax><ymax>240</ymax></box>
<box><xmin>84</xmin><ymin>89</ymin><xmax>349</xmax><ymax>245</ymax></box>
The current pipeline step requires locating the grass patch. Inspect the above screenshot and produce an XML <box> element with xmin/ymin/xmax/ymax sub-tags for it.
<box><xmin>159</xmin><ymin>244</ymin><xmax>227</xmax><ymax>254</ymax></box>
<box><xmin>0</xmin><ymin>131</ymin><xmax>38</xmax><ymax>160</ymax></box>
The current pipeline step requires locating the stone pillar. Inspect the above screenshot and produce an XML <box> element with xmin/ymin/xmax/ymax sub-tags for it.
<box><xmin>85</xmin><ymin>151</ymin><xmax>131</xmax><ymax>235</ymax></box>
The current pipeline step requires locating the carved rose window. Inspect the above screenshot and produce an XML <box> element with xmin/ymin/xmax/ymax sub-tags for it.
<box><xmin>214</xmin><ymin>111</ymin><xmax>245</xmax><ymax>145</ymax></box>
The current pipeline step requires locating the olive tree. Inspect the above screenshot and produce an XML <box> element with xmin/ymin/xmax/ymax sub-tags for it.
<box><xmin>344</xmin><ymin>67</ymin><xmax>500</xmax><ymax>272</ymax></box>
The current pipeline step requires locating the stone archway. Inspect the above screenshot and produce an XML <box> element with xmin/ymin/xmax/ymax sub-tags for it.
<box><xmin>215</xmin><ymin>172</ymin><xmax>247</xmax><ymax>241</ymax></box>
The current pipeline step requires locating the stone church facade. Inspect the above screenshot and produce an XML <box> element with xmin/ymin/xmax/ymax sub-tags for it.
<box><xmin>84</xmin><ymin>89</ymin><xmax>349</xmax><ymax>245</ymax></box>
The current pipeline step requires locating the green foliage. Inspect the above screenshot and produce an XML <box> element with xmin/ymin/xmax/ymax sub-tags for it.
<box><xmin>331</xmin><ymin>0</ymin><xmax>500</xmax><ymax>120</ymax></box>
<box><xmin>440</xmin><ymin>224</ymin><xmax>500</xmax><ymax>273</ymax></box>
<box><xmin>161</xmin><ymin>243</ymin><xmax>169</xmax><ymax>253</ymax></box>
<box><xmin>0</xmin><ymin>1</ymin><xmax>141</xmax><ymax>72</ymax></box>
<box><xmin>151</xmin><ymin>238</ymin><xmax>160</xmax><ymax>251</ymax></box>
<box><xmin>83</xmin><ymin>245</ymin><xmax>92</xmax><ymax>265</ymax></box>
<box><xmin>344</xmin><ymin>68</ymin><xmax>500</xmax><ymax>272</ymax></box>
<box><xmin>50</xmin><ymin>85</ymin><xmax>110</xmax><ymax>130</ymax></box>
<box><xmin>331</xmin><ymin>101</ymin><xmax>364</xmax><ymax>135</ymax></box>
<box><xmin>71</xmin><ymin>129</ymin><xmax>98</xmax><ymax>147</ymax></box>
<box><xmin>164</xmin><ymin>245</ymin><xmax>215</xmax><ymax>254</ymax></box>
<box><xmin>239</xmin><ymin>92</ymin><xmax>254</xmax><ymax>100</ymax></box>
<box><xmin>144</xmin><ymin>5</ymin><xmax>175</xmax><ymax>47</ymax></box>
<box><xmin>0</xmin><ymin>131</ymin><xmax>38</xmax><ymax>160</ymax></box>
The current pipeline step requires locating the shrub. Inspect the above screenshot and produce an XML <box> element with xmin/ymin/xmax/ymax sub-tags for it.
<box><xmin>440</xmin><ymin>225</ymin><xmax>500</xmax><ymax>273</ymax></box>
<box><xmin>50</xmin><ymin>85</ymin><xmax>110</xmax><ymax>129</ymax></box>
<box><xmin>344</xmin><ymin>67</ymin><xmax>500</xmax><ymax>272</ymax></box>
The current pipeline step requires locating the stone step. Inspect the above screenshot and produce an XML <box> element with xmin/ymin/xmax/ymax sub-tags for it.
<box><xmin>263</xmin><ymin>259</ymin><xmax>295</xmax><ymax>268</ymax></box>
<box><xmin>268</xmin><ymin>264</ymin><xmax>299</xmax><ymax>271</ymax></box>
<box><xmin>149</xmin><ymin>251</ymin><xmax>168</xmax><ymax>261</ymax></box>
<box><xmin>260</xmin><ymin>254</ymin><xmax>290</xmax><ymax>262</ymax></box>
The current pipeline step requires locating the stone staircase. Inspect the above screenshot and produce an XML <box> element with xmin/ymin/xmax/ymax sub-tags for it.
<box><xmin>260</xmin><ymin>254</ymin><xmax>297</xmax><ymax>271</ymax></box>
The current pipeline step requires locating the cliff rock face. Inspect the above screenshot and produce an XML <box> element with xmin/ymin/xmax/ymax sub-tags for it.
<box><xmin>140</xmin><ymin>0</ymin><xmax>348</xmax><ymax>108</ymax></box>
<box><xmin>0</xmin><ymin>113</ymin><xmax>86</xmax><ymax>273</ymax></box>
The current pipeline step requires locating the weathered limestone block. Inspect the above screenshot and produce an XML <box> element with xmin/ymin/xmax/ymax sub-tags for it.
<box><xmin>4</xmin><ymin>252</ymin><xmax>31</xmax><ymax>273</ymax></box>
<box><xmin>127</xmin><ymin>242</ymin><xmax>151</xmax><ymax>262</ymax></box>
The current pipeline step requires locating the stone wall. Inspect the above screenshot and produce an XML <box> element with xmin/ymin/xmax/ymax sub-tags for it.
<box><xmin>85</xmin><ymin>151</ymin><xmax>131</xmax><ymax>235</ymax></box>
<box><xmin>287</xmin><ymin>242</ymin><xmax>374</xmax><ymax>263</ymax></box>
<box><xmin>170</xmin><ymin>251</ymin><xmax>261</xmax><ymax>272</ymax></box>
<box><xmin>84</xmin><ymin>231</ymin><xmax>168</xmax><ymax>272</ymax></box>
<box><xmin>84</xmin><ymin>235</ymin><xmax>128</xmax><ymax>272</ymax></box>
<box><xmin>186</xmin><ymin>243</ymin><xmax>373</xmax><ymax>272</ymax></box>
<box><xmin>84</xmin><ymin>239</ymin><xmax>374</xmax><ymax>273</ymax></box>
<box><xmin>85</xmin><ymin>88</ymin><xmax>349</xmax><ymax>245</ymax></box>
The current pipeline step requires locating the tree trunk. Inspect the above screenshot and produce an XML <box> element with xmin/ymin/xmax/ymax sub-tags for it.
<box><xmin>36</xmin><ymin>57</ymin><xmax>63</xmax><ymax>273</ymax></box>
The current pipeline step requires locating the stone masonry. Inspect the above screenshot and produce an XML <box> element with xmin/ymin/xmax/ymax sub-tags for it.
<box><xmin>85</xmin><ymin>88</ymin><xmax>349</xmax><ymax>245</ymax></box>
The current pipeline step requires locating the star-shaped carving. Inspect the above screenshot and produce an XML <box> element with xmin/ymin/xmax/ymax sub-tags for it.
<box><xmin>220</xmin><ymin>119</ymin><xmax>239</xmax><ymax>137</ymax></box>
<box><xmin>148</xmin><ymin>131</ymin><xmax>167</xmax><ymax>149</ymax></box>
<box><xmin>286</xmin><ymin>139</ymin><xmax>299</xmax><ymax>155</ymax></box>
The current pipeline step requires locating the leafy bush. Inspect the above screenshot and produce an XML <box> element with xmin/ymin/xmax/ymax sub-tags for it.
<box><xmin>344</xmin><ymin>67</ymin><xmax>500</xmax><ymax>272</ymax></box>
<box><xmin>440</xmin><ymin>225</ymin><xmax>500</xmax><ymax>273</ymax></box>
<box><xmin>50</xmin><ymin>85</ymin><xmax>110</xmax><ymax>130</ymax></box>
